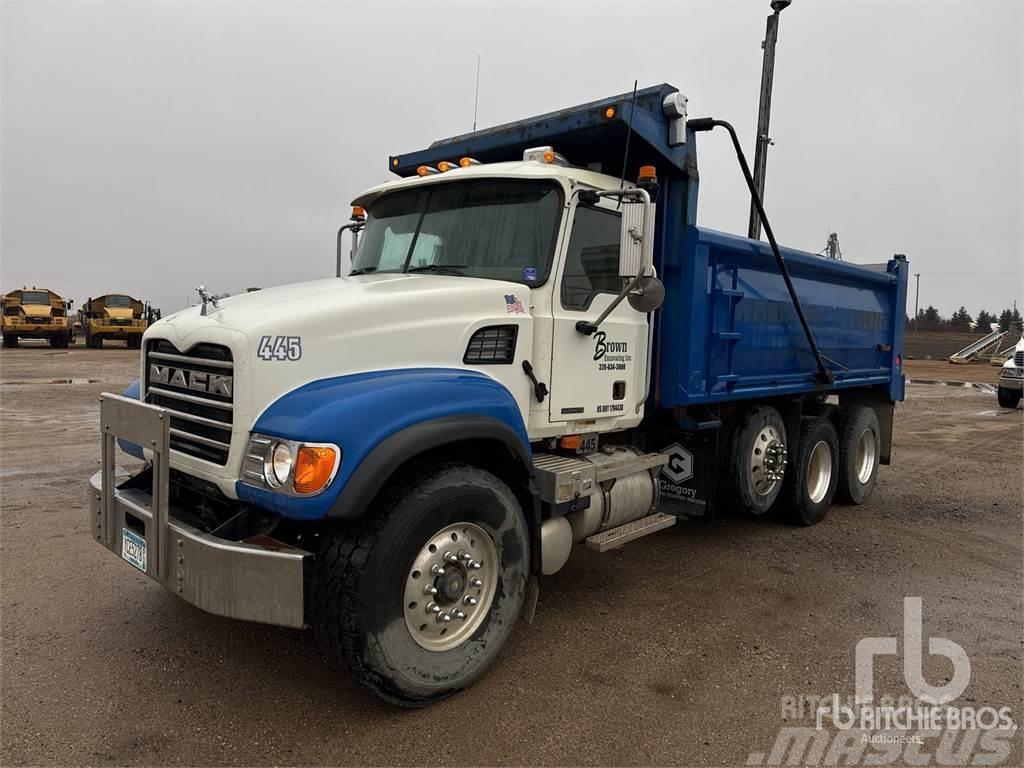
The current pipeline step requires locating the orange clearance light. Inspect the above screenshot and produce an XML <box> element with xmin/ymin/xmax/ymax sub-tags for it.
<box><xmin>459</xmin><ymin>157</ymin><xmax>481</xmax><ymax>167</ymax></box>
<box><xmin>542</xmin><ymin>149</ymin><xmax>556</xmax><ymax>164</ymax></box>
<box><xmin>559</xmin><ymin>434</ymin><xmax>582</xmax><ymax>450</ymax></box>
<box><xmin>391</xmin><ymin>157</ymin><xmax>399</xmax><ymax>168</ymax></box>
<box><xmin>437</xmin><ymin>160</ymin><xmax>458</xmax><ymax>172</ymax></box>
<box><xmin>293</xmin><ymin>445</ymin><xmax>338</xmax><ymax>495</ymax></box>
<box><xmin>604</xmin><ymin>106</ymin><xmax>616</xmax><ymax>119</ymax></box>
<box><xmin>351</xmin><ymin>206</ymin><xmax>365</xmax><ymax>220</ymax></box>
<box><xmin>416</xmin><ymin>165</ymin><xmax>439</xmax><ymax>176</ymax></box>
<box><xmin>638</xmin><ymin>165</ymin><xmax>657</xmax><ymax>183</ymax></box>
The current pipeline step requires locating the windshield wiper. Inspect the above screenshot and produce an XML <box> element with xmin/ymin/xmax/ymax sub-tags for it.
<box><xmin>406</xmin><ymin>264</ymin><xmax>468</xmax><ymax>275</ymax></box>
<box><xmin>348</xmin><ymin>266</ymin><xmax>378</xmax><ymax>276</ymax></box>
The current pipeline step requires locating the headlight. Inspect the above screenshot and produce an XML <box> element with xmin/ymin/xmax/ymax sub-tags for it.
<box><xmin>243</xmin><ymin>433</ymin><xmax>340</xmax><ymax>496</ymax></box>
<box><xmin>267</xmin><ymin>442</ymin><xmax>294</xmax><ymax>487</ymax></box>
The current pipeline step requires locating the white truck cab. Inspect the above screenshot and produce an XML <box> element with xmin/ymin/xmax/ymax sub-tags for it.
<box><xmin>997</xmin><ymin>336</ymin><xmax>1024</xmax><ymax>409</ymax></box>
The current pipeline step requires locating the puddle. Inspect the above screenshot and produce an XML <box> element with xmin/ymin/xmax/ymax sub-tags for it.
<box><xmin>2</xmin><ymin>378</ymin><xmax>101</xmax><ymax>385</ymax></box>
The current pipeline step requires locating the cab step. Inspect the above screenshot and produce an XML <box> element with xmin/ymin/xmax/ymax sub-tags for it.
<box><xmin>585</xmin><ymin>512</ymin><xmax>676</xmax><ymax>553</ymax></box>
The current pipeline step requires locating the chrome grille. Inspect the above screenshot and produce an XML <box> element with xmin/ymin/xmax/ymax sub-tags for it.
<box><xmin>145</xmin><ymin>340</ymin><xmax>233</xmax><ymax>465</ymax></box>
<box><xmin>1015</xmin><ymin>351</ymin><xmax>1023</xmax><ymax>368</ymax></box>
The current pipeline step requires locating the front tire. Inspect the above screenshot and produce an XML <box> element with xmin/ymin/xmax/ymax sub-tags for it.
<box><xmin>997</xmin><ymin>386</ymin><xmax>1022</xmax><ymax>409</ymax></box>
<box><xmin>313</xmin><ymin>463</ymin><xmax>529</xmax><ymax>707</ymax></box>
<box><xmin>784</xmin><ymin>417</ymin><xmax>839</xmax><ymax>526</ymax></box>
<box><xmin>2</xmin><ymin>334</ymin><xmax>17</xmax><ymax>348</ymax></box>
<box><xmin>836</xmin><ymin>406</ymin><xmax>880</xmax><ymax>504</ymax></box>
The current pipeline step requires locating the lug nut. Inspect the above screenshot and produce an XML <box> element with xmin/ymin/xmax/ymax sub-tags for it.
<box><xmin>426</xmin><ymin>602</ymin><xmax>440</xmax><ymax>614</ymax></box>
<box><xmin>470</xmin><ymin>577</ymin><xmax>483</xmax><ymax>588</ymax></box>
<box><xmin>424</xmin><ymin>585</ymin><xmax>438</xmax><ymax>595</ymax></box>
<box><xmin>437</xmin><ymin>612</ymin><xmax>452</xmax><ymax>623</ymax></box>
<box><xmin>430</xmin><ymin>564</ymin><xmax>446</xmax><ymax>576</ymax></box>
<box><xmin>467</xmin><ymin>560</ymin><xmax>481</xmax><ymax>570</ymax></box>
<box><xmin>444</xmin><ymin>551</ymin><xmax>459</xmax><ymax>564</ymax></box>
<box><xmin>459</xmin><ymin>551</ymin><xmax>472</xmax><ymax>561</ymax></box>
<box><xmin>464</xmin><ymin>596</ymin><xmax>477</xmax><ymax>606</ymax></box>
<box><xmin>453</xmin><ymin>610</ymin><xmax>467</xmax><ymax>620</ymax></box>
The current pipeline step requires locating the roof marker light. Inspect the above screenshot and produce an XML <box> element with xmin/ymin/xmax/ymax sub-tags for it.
<box><xmin>437</xmin><ymin>160</ymin><xmax>459</xmax><ymax>172</ymax></box>
<box><xmin>416</xmin><ymin>165</ymin><xmax>440</xmax><ymax>176</ymax></box>
<box><xmin>604</xmin><ymin>106</ymin><xmax>616</xmax><ymax>119</ymax></box>
<box><xmin>459</xmin><ymin>157</ymin><xmax>481</xmax><ymax>167</ymax></box>
<box><xmin>351</xmin><ymin>206</ymin><xmax>366</xmax><ymax>220</ymax></box>
<box><xmin>391</xmin><ymin>157</ymin><xmax>400</xmax><ymax>168</ymax></box>
<box><xmin>523</xmin><ymin>146</ymin><xmax>568</xmax><ymax>166</ymax></box>
<box><xmin>637</xmin><ymin>165</ymin><xmax>657</xmax><ymax>184</ymax></box>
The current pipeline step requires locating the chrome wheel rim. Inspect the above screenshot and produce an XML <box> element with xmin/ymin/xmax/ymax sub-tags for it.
<box><xmin>404</xmin><ymin>522</ymin><xmax>498</xmax><ymax>652</ymax></box>
<box><xmin>855</xmin><ymin>429</ymin><xmax>877</xmax><ymax>485</ymax></box>
<box><xmin>806</xmin><ymin>440</ymin><xmax>832</xmax><ymax>504</ymax></box>
<box><xmin>750</xmin><ymin>425</ymin><xmax>787</xmax><ymax>495</ymax></box>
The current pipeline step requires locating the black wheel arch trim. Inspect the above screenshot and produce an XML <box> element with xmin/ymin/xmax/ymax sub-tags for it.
<box><xmin>327</xmin><ymin>414</ymin><xmax>534</xmax><ymax>521</ymax></box>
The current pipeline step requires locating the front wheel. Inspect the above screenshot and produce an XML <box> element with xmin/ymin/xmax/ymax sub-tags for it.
<box><xmin>2</xmin><ymin>334</ymin><xmax>17</xmax><ymax>348</ymax></box>
<box><xmin>997</xmin><ymin>386</ymin><xmax>1022</xmax><ymax>409</ymax></box>
<box><xmin>784</xmin><ymin>417</ymin><xmax>839</xmax><ymax>526</ymax></box>
<box><xmin>313</xmin><ymin>464</ymin><xmax>529</xmax><ymax>706</ymax></box>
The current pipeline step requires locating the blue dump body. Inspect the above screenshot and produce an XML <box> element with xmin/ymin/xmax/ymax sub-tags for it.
<box><xmin>393</xmin><ymin>83</ymin><xmax>908</xmax><ymax>409</ymax></box>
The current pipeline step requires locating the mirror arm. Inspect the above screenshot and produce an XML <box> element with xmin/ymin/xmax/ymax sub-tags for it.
<box><xmin>572</xmin><ymin>186</ymin><xmax>655</xmax><ymax>336</ymax></box>
<box><xmin>575</xmin><ymin>270</ymin><xmax>647</xmax><ymax>336</ymax></box>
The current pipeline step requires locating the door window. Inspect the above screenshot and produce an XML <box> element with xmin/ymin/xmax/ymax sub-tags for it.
<box><xmin>561</xmin><ymin>207</ymin><xmax>621</xmax><ymax>311</ymax></box>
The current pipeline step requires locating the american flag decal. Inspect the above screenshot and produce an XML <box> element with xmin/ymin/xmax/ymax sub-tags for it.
<box><xmin>504</xmin><ymin>294</ymin><xmax>525</xmax><ymax>314</ymax></box>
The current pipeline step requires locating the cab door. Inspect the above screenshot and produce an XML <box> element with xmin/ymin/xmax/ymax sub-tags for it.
<box><xmin>547</xmin><ymin>198</ymin><xmax>648</xmax><ymax>425</ymax></box>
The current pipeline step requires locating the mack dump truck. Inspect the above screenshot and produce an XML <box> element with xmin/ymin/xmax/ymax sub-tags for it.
<box><xmin>89</xmin><ymin>84</ymin><xmax>908</xmax><ymax>706</ymax></box>
<box><xmin>80</xmin><ymin>294</ymin><xmax>149</xmax><ymax>348</ymax></box>
<box><xmin>2</xmin><ymin>288</ymin><xmax>73</xmax><ymax>347</ymax></box>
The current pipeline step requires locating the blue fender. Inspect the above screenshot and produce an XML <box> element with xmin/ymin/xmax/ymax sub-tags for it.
<box><xmin>235</xmin><ymin>368</ymin><xmax>530</xmax><ymax>520</ymax></box>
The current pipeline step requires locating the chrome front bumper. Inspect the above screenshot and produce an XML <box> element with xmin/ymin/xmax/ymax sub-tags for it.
<box><xmin>89</xmin><ymin>393</ymin><xmax>310</xmax><ymax>629</ymax></box>
<box><xmin>998</xmin><ymin>375</ymin><xmax>1023</xmax><ymax>392</ymax></box>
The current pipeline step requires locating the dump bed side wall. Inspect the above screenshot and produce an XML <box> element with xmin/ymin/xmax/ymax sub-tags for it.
<box><xmin>658</xmin><ymin>226</ymin><xmax>907</xmax><ymax>407</ymax></box>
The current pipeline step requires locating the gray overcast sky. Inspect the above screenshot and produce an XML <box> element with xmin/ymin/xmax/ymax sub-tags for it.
<box><xmin>2</xmin><ymin>0</ymin><xmax>1021</xmax><ymax>319</ymax></box>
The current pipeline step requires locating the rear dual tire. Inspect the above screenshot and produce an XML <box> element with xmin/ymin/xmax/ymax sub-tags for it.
<box><xmin>785</xmin><ymin>417</ymin><xmax>840</xmax><ymax>526</ymax></box>
<box><xmin>836</xmin><ymin>406</ymin><xmax>880</xmax><ymax>504</ymax></box>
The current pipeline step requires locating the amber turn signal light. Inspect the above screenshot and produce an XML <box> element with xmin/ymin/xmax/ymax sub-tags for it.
<box><xmin>293</xmin><ymin>445</ymin><xmax>338</xmax><ymax>495</ymax></box>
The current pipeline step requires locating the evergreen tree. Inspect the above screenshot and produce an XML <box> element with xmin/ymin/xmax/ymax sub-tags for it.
<box><xmin>948</xmin><ymin>306</ymin><xmax>972</xmax><ymax>331</ymax></box>
<box><xmin>998</xmin><ymin>308</ymin><xmax>1016</xmax><ymax>333</ymax></box>
<box><xmin>974</xmin><ymin>310</ymin><xmax>995</xmax><ymax>333</ymax></box>
<box><xmin>918</xmin><ymin>305</ymin><xmax>944</xmax><ymax>331</ymax></box>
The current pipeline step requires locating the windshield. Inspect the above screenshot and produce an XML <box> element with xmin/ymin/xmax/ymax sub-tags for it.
<box><xmin>105</xmin><ymin>295</ymin><xmax>132</xmax><ymax>308</ymax></box>
<box><xmin>21</xmin><ymin>291</ymin><xmax>49</xmax><ymax>305</ymax></box>
<box><xmin>351</xmin><ymin>179</ymin><xmax>563</xmax><ymax>285</ymax></box>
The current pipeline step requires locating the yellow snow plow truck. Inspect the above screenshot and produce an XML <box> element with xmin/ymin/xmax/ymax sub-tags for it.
<box><xmin>1</xmin><ymin>288</ymin><xmax>73</xmax><ymax>348</ymax></box>
<box><xmin>81</xmin><ymin>294</ymin><xmax>148</xmax><ymax>348</ymax></box>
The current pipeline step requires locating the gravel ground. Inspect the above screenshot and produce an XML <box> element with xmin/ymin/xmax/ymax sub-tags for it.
<box><xmin>1</xmin><ymin>346</ymin><xmax>1021</xmax><ymax>766</ymax></box>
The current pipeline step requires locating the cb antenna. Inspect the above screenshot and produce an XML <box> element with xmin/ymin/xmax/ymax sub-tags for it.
<box><xmin>472</xmin><ymin>54</ymin><xmax>481</xmax><ymax>131</ymax></box>
<box><xmin>617</xmin><ymin>79</ymin><xmax>639</xmax><ymax>209</ymax></box>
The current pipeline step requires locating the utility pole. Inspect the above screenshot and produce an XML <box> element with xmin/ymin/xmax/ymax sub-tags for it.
<box><xmin>748</xmin><ymin>0</ymin><xmax>791</xmax><ymax>240</ymax></box>
<box><xmin>913</xmin><ymin>273</ymin><xmax>921</xmax><ymax>331</ymax></box>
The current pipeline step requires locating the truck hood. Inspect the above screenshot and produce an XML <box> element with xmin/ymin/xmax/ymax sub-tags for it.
<box><xmin>152</xmin><ymin>273</ymin><xmax>528</xmax><ymax>339</ymax></box>
<box><xmin>22</xmin><ymin>305</ymin><xmax>52</xmax><ymax>318</ymax></box>
<box><xmin>142</xmin><ymin>273</ymin><xmax>536</xmax><ymax>496</ymax></box>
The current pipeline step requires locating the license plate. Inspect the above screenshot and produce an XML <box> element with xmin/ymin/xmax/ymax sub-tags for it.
<box><xmin>121</xmin><ymin>528</ymin><xmax>147</xmax><ymax>572</ymax></box>
<box><xmin>576</xmin><ymin>434</ymin><xmax>599</xmax><ymax>454</ymax></box>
